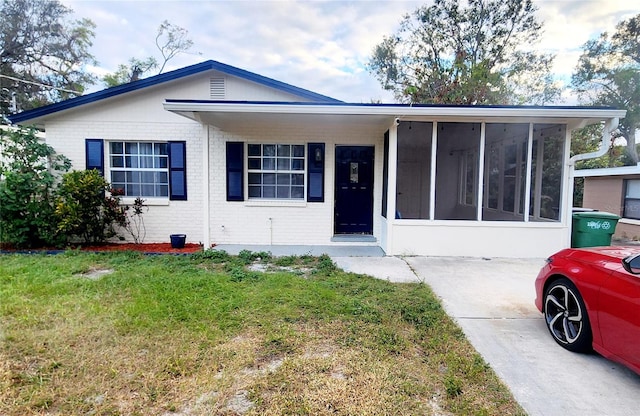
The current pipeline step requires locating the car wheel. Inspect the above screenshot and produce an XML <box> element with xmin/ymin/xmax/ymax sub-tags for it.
<box><xmin>543</xmin><ymin>277</ymin><xmax>592</xmax><ymax>353</ymax></box>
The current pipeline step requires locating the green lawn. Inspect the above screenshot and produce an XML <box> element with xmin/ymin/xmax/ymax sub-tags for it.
<box><xmin>0</xmin><ymin>250</ymin><xmax>524</xmax><ymax>415</ymax></box>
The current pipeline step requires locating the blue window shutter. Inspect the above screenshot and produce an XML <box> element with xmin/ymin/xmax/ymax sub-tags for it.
<box><xmin>168</xmin><ymin>141</ymin><xmax>187</xmax><ymax>200</ymax></box>
<box><xmin>307</xmin><ymin>143</ymin><xmax>325</xmax><ymax>202</ymax></box>
<box><xmin>85</xmin><ymin>139</ymin><xmax>104</xmax><ymax>175</ymax></box>
<box><xmin>226</xmin><ymin>142</ymin><xmax>244</xmax><ymax>201</ymax></box>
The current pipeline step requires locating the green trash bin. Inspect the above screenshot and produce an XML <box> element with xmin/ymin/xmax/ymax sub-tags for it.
<box><xmin>571</xmin><ymin>211</ymin><xmax>620</xmax><ymax>248</ymax></box>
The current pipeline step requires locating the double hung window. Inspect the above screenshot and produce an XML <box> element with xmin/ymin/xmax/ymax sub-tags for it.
<box><xmin>109</xmin><ymin>141</ymin><xmax>169</xmax><ymax>197</ymax></box>
<box><xmin>247</xmin><ymin>144</ymin><xmax>305</xmax><ymax>199</ymax></box>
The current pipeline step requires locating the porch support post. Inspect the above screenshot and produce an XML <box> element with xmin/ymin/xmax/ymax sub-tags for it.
<box><xmin>430</xmin><ymin>122</ymin><xmax>437</xmax><ymax>220</ymax></box>
<box><xmin>523</xmin><ymin>123</ymin><xmax>533</xmax><ymax>222</ymax></box>
<box><xmin>533</xmin><ymin>134</ymin><xmax>544</xmax><ymax>218</ymax></box>
<box><xmin>477</xmin><ymin>123</ymin><xmax>486</xmax><ymax>221</ymax></box>
<box><xmin>386</xmin><ymin>120</ymin><xmax>399</xmax><ymax>254</ymax></box>
<box><xmin>202</xmin><ymin>125</ymin><xmax>211</xmax><ymax>249</ymax></box>
<box><xmin>563</xmin><ymin>126</ymin><xmax>573</xmax><ymax>246</ymax></box>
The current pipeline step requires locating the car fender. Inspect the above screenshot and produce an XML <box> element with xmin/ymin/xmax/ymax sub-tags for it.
<box><xmin>541</xmin><ymin>254</ymin><xmax>613</xmax><ymax>348</ymax></box>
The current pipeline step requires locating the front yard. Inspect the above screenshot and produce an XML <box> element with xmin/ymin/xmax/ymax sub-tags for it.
<box><xmin>0</xmin><ymin>250</ymin><xmax>524</xmax><ymax>415</ymax></box>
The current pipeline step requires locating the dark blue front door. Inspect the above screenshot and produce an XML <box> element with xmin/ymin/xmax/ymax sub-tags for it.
<box><xmin>334</xmin><ymin>146</ymin><xmax>374</xmax><ymax>234</ymax></box>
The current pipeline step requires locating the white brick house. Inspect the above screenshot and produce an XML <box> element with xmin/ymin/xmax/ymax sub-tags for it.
<box><xmin>9</xmin><ymin>60</ymin><xmax>626</xmax><ymax>257</ymax></box>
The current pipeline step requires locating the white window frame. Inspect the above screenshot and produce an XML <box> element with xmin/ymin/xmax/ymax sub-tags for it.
<box><xmin>247</xmin><ymin>143</ymin><xmax>306</xmax><ymax>200</ymax></box>
<box><xmin>624</xmin><ymin>179</ymin><xmax>640</xmax><ymax>220</ymax></box>
<box><xmin>108</xmin><ymin>141</ymin><xmax>169</xmax><ymax>200</ymax></box>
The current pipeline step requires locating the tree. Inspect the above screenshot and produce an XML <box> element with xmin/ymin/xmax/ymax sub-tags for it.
<box><xmin>571</xmin><ymin>124</ymin><xmax>624</xmax><ymax>170</ymax></box>
<box><xmin>571</xmin><ymin>124</ymin><xmax>625</xmax><ymax>207</ymax></box>
<box><xmin>572</xmin><ymin>14</ymin><xmax>640</xmax><ymax>164</ymax></box>
<box><xmin>156</xmin><ymin>20</ymin><xmax>195</xmax><ymax>74</ymax></box>
<box><xmin>0</xmin><ymin>125</ymin><xmax>71</xmax><ymax>247</ymax></box>
<box><xmin>368</xmin><ymin>0</ymin><xmax>560</xmax><ymax>105</ymax></box>
<box><xmin>0</xmin><ymin>0</ymin><xmax>96</xmax><ymax>115</ymax></box>
<box><xmin>102</xmin><ymin>20</ymin><xmax>197</xmax><ymax>87</ymax></box>
<box><xmin>102</xmin><ymin>57</ymin><xmax>158</xmax><ymax>88</ymax></box>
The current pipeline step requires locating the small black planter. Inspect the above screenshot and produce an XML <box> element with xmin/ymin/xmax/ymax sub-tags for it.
<box><xmin>170</xmin><ymin>234</ymin><xmax>186</xmax><ymax>249</ymax></box>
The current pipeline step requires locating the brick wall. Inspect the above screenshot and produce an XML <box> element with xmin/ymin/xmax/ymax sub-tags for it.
<box><xmin>582</xmin><ymin>176</ymin><xmax>640</xmax><ymax>240</ymax></box>
<box><xmin>46</xmin><ymin>117</ymin><xmax>387</xmax><ymax>247</ymax></box>
<box><xmin>208</xmin><ymin>122</ymin><xmax>384</xmax><ymax>246</ymax></box>
<box><xmin>582</xmin><ymin>177</ymin><xmax>624</xmax><ymax>215</ymax></box>
<box><xmin>46</xmin><ymin>119</ymin><xmax>206</xmax><ymax>244</ymax></box>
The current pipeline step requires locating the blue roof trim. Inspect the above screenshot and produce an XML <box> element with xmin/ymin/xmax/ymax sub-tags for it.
<box><xmin>9</xmin><ymin>60</ymin><xmax>342</xmax><ymax>124</ymax></box>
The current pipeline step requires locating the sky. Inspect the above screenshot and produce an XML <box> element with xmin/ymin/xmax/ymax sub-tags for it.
<box><xmin>62</xmin><ymin>0</ymin><xmax>639</xmax><ymax>104</ymax></box>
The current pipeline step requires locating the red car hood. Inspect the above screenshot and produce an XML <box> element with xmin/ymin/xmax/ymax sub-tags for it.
<box><xmin>558</xmin><ymin>246</ymin><xmax>640</xmax><ymax>271</ymax></box>
<box><xmin>570</xmin><ymin>246</ymin><xmax>639</xmax><ymax>259</ymax></box>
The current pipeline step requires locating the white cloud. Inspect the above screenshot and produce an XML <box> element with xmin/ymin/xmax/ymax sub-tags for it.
<box><xmin>64</xmin><ymin>0</ymin><xmax>634</xmax><ymax>103</ymax></box>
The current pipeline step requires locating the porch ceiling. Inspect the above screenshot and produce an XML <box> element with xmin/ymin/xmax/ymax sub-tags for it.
<box><xmin>193</xmin><ymin>110</ymin><xmax>393</xmax><ymax>131</ymax></box>
<box><xmin>163</xmin><ymin>100</ymin><xmax>627</xmax><ymax>131</ymax></box>
<box><xmin>164</xmin><ymin>102</ymin><xmax>393</xmax><ymax>131</ymax></box>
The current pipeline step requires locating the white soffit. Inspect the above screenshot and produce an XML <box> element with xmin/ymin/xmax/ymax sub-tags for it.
<box><xmin>163</xmin><ymin>101</ymin><xmax>627</xmax><ymax>130</ymax></box>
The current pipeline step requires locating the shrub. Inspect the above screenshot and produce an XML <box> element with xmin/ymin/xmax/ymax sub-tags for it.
<box><xmin>0</xmin><ymin>125</ymin><xmax>70</xmax><ymax>247</ymax></box>
<box><xmin>314</xmin><ymin>254</ymin><xmax>337</xmax><ymax>276</ymax></box>
<box><xmin>225</xmin><ymin>264</ymin><xmax>261</xmax><ymax>282</ymax></box>
<box><xmin>238</xmin><ymin>249</ymin><xmax>272</xmax><ymax>264</ymax></box>
<box><xmin>55</xmin><ymin>170</ymin><xmax>127</xmax><ymax>244</ymax></box>
<box><xmin>191</xmin><ymin>249</ymin><xmax>231</xmax><ymax>263</ymax></box>
<box><xmin>122</xmin><ymin>196</ymin><xmax>148</xmax><ymax>244</ymax></box>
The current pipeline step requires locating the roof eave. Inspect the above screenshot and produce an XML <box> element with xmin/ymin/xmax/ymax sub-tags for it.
<box><xmin>8</xmin><ymin>60</ymin><xmax>342</xmax><ymax>125</ymax></box>
<box><xmin>163</xmin><ymin>100</ymin><xmax>627</xmax><ymax>120</ymax></box>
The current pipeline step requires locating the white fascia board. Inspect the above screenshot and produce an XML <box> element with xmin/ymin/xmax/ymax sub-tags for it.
<box><xmin>163</xmin><ymin>101</ymin><xmax>627</xmax><ymax>120</ymax></box>
<box><xmin>574</xmin><ymin>165</ymin><xmax>640</xmax><ymax>178</ymax></box>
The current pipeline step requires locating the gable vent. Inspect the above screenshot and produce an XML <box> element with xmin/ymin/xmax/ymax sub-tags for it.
<box><xmin>210</xmin><ymin>77</ymin><xmax>226</xmax><ymax>100</ymax></box>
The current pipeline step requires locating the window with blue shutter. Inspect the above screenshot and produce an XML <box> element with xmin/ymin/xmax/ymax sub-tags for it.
<box><xmin>307</xmin><ymin>143</ymin><xmax>324</xmax><ymax>202</ymax></box>
<box><xmin>85</xmin><ymin>138</ymin><xmax>104</xmax><ymax>175</ymax></box>
<box><xmin>226</xmin><ymin>141</ymin><xmax>244</xmax><ymax>201</ymax></box>
<box><xmin>168</xmin><ymin>141</ymin><xmax>187</xmax><ymax>200</ymax></box>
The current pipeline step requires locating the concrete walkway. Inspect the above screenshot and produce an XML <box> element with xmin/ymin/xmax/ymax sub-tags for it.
<box><xmin>214</xmin><ymin>244</ymin><xmax>384</xmax><ymax>257</ymax></box>
<box><xmin>333</xmin><ymin>255</ymin><xmax>640</xmax><ymax>416</ymax></box>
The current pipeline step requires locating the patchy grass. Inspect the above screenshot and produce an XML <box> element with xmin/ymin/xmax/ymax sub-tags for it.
<box><xmin>0</xmin><ymin>251</ymin><xmax>525</xmax><ymax>415</ymax></box>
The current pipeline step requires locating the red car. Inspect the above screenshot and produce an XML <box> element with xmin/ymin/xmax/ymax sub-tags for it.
<box><xmin>535</xmin><ymin>246</ymin><xmax>640</xmax><ymax>375</ymax></box>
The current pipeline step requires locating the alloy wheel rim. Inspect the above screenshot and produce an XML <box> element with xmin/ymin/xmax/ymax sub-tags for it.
<box><xmin>544</xmin><ymin>284</ymin><xmax>583</xmax><ymax>344</ymax></box>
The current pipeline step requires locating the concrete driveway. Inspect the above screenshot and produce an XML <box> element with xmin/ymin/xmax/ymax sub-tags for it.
<box><xmin>333</xmin><ymin>255</ymin><xmax>640</xmax><ymax>416</ymax></box>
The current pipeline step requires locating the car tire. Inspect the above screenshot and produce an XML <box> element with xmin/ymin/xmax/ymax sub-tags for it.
<box><xmin>543</xmin><ymin>277</ymin><xmax>592</xmax><ymax>353</ymax></box>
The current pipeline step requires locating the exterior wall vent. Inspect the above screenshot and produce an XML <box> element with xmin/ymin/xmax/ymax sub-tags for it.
<box><xmin>210</xmin><ymin>77</ymin><xmax>226</xmax><ymax>100</ymax></box>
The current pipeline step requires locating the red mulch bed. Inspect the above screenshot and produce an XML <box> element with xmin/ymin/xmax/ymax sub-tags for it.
<box><xmin>1</xmin><ymin>242</ymin><xmax>204</xmax><ymax>254</ymax></box>
<box><xmin>80</xmin><ymin>243</ymin><xmax>203</xmax><ymax>253</ymax></box>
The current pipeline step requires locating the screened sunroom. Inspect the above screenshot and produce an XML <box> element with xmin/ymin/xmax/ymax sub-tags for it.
<box><xmin>390</xmin><ymin>121</ymin><xmax>565</xmax><ymax>223</ymax></box>
<box><xmin>381</xmin><ymin>108</ymin><xmax>622</xmax><ymax>258</ymax></box>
